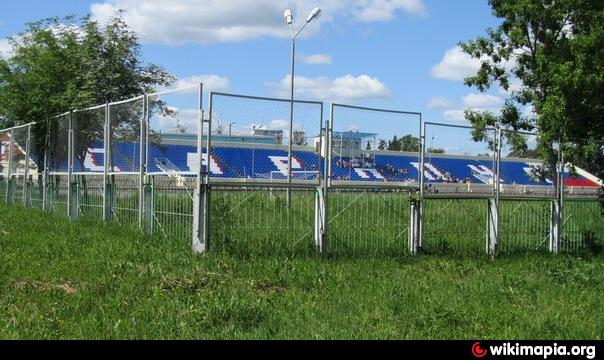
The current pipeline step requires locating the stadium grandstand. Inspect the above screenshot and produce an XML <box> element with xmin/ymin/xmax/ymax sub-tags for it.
<box><xmin>7</xmin><ymin>125</ymin><xmax>598</xmax><ymax>197</ymax></box>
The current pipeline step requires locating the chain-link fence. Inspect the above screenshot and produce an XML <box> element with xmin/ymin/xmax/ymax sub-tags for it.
<box><xmin>0</xmin><ymin>127</ymin><xmax>11</xmax><ymax>202</ymax></box>
<box><xmin>109</xmin><ymin>96</ymin><xmax>144</xmax><ymax>228</ymax></box>
<box><xmin>206</xmin><ymin>92</ymin><xmax>323</xmax><ymax>254</ymax></box>
<box><xmin>421</xmin><ymin>198</ymin><xmax>488</xmax><ymax>256</ymax></box>
<box><xmin>423</xmin><ymin>122</ymin><xmax>496</xmax><ymax>197</ymax></box>
<box><xmin>208</xmin><ymin>92</ymin><xmax>323</xmax><ymax>184</ymax></box>
<box><xmin>561</xmin><ymin>199</ymin><xmax>604</xmax><ymax>253</ymax></box>
<box><xmin>0</xmin><ymin>86</ymin><xmax>602</xmax><ymax>258</ymax></box>
<box><xmin>325</xmin><ymin>104</ymin><xmax>421</xmax><ymax>256</ymax></box>
<box><xmin>147</xmin><ymin>86</ymin><xmax>201</xmax><ymax>243</ymax></box>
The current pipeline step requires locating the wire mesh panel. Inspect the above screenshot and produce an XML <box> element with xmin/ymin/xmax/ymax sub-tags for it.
<box><xmin>422</xmin><ymin>198</ymin><xmax>488</xmax><ymax>255</ymax></box>
<box><xmin>423</xmin><ymin>123</ymin><xmax>495</xmax><ymax>197</ymax></box>
<box><xmin>330</xmin><ymin>104</ymin><xmax>421</xmax><ymax>187</ymax></box>
<box><xmin>327</xmin><ymin>189</ymin><xmax>411</xmax><ymax>257</ymax></box>
<box><xmin>562</xmin><ymin>200</ymin><xmax>604</xmax><ymax>253</ymax></box>
<box><xmin>109</xmin><ymin>96</ymin><xmax>144</xmax><ymax>228</ymax></box>
<box><xmin>0</xmin><ymin>128</ymin><xmax>10</xmax><ymax>202</ymax></box>
<box><xmin>9</xmin><ymin>125</ymin><xmax>30</xmax><ymax>203</ymax></box>
<box><xmin>210</xmin><ymin>186</ymin><xmax>315</xmax><ymax>256</ymax></box>
<box><xmin>147</xmin><ymin>86</ymin><xmax>200</xmax><ymax>242</ymax></box>
<box><xmin>498</xmin><ymin>199</ymin><xmax>550</xmax><ymax>253</ymax></box>
<box><xmin>27</xmin><ymin>123</ymin><xmax>44</xmax><ymax>208</ymax></box>
<box><xmin>46</xmin><ymin>114</ymin><xmax>70</xmax><ymax>216</ymax></box>
<box><xmin>48</xmin><ymin>114</ymin><xmax>69</xmax><ymax>174</ymax></box>
<box><xmin>208</xmin><ymin>93</ymin><xmax>323</xmax><ymax>185</ymax></box>
<box><xmin>499</xmin><ymin>129</ymin><xmax>557</xmax><ymax>199</ymax></box>
<box><xmin>73</xmin><ymin>105</ymin><xmax>106</xmax><ymax>220</ymax></box>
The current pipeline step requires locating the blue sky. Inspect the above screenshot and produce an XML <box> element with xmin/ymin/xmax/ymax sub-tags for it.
<box><xmin>0</xmin><ymin>1</ymin><xmax>511</xmax><ymax>151</ymax></box>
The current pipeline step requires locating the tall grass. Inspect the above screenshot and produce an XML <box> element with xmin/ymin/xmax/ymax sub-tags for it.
<box><xmin>0</xmin><ymin>203</ymin><xmax>602</xmax><ymax>339</ymax></box>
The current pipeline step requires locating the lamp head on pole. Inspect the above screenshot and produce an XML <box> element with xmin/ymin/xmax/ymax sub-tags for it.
<box><xmin>283</xmin><ymin>9</ymin><xmax>293</xmax><ymax>24</ymax></box>
<box><xmin>306</xmin><ymin>7</ymin><xmax>321</xmax><ymax>22</ymax></box>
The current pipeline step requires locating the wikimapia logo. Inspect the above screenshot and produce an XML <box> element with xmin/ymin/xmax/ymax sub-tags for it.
<box><xmin>470</xmin><ymin>342</ymin><xmax>596</xmax><ymax>359</ymax></box>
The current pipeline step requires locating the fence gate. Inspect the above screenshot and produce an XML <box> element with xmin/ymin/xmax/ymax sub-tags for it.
<box><xmin>206</xmin><ymin>92</ymin><xmax>323</xmax><ymax>255</ymax></box>
<box><xmin>46</xmin><ymin>113</ymin><xmax>70</xmax><ymax>217</ymax></box>
<box><xmin>146</xmin><ymin>85</ymin><xmax>201</xmax><ymax>243</ymax></box>
<box><xmin>73</xmin><ymin>105</ymin><xmax>106</xmax><ymax>220</ymax></box>
<box><xmin>327</xmin><ymin>104</ymin><xmax>421</xmax><ymax>256</ymax></box>
<box><xmin>108</xmin><ymin>96</ymin><xmax>144</xmax><ymax>228</ymax></box>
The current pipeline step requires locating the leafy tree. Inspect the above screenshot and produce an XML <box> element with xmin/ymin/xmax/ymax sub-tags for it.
<box><xmin>387</xmin><ymin>134</ymin><xmax>420</xmax><ymax>152</ymax></box>
<box><xmin>387</xmin><ymin>135</ymin><xmax>400</xmax><ymax>151</ymax></box>
<box><xmin>0</xmin><ymin>14</ymin><xmax>174</xmax><ymax>171</ymax></box>
<box><xmin>460</xmin><ymin>0</ymin><xmax>604</xmax><ymax>188</ymax></box>
<box><xmin>377</xmin><ymin>139</ymin><xmax>387</xmax><ymax>150</ymax></box>
<box><xmin>427</xmin><ymin>148</ymin><xmax>445</xmax><ymax>154</ymax></box>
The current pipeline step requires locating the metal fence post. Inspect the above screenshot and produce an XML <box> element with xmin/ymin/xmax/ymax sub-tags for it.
<box><xmin>42</xmin><ymin>120</ymin><xmax>51</xmax><ymax>212</ymax></box>
<box><xmin>487</xmin><ymin>127</ymin><xmax>501</xmax><ymax>257</ymax></box>
<box><xmin>103</xmin><ymin>103</ymin><xmax>112</xmax><ymax>222</ymax></box>
<box><xmin>413</xmin><ymin>118</ymin><xmax>426</xmax><ymax>254</ymax></box>
<box><xmin>314</xmin><ymin>108</ymin><xmax>328</xmax><ymax>254</ymax></box>
<box><xmin>22</xmin><ymin>124</ymin><xmax>31</xmax><ymax>206</ymax></box>
<box><xmin>193</xmin><ymin>84</ymin><xmax>208</xmax><ymax>254</ymax></box>
<box><xmin>138</xmin><ymin>94</ymin><xmax>147</xmax><ymax>227</ymax></box>
<box><xmin>67</xmin><ymin>111</ymin><xmax>78</xmax><ymax>221</ymax></box>
<box><xmin>6</xmin><ymin>127</ymin><xmax>14</xmax><ymax>204</ymax></box>
<box><xmin>550</xmin><ymin>146</ymin><xmax>563</xmax><ymax>253</ymax></box>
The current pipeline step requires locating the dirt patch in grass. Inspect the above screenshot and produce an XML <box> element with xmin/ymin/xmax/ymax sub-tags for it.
<box><xmin>15</xmin><ymin>280</ymin><xmax>77</xmax><ymax>295</ymax></box>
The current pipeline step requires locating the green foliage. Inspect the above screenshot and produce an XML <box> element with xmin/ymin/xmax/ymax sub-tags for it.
<box><xmin>387</xmin><ymin>134</ymin><xmax>419</xmax><ymax>152</ymax></box>
<box><xmin>460</xmin><ymin>0</ymin><xmax>604</xmax><ymax>187</ymax></box>
<box><xmin>0</xmin><ymin>13</ymin><xmax>174</xmax><ymax>169</ymax></box>
<box><xmin>0</xmin><ymin>14</ymin><xmax>174</xmax><ymax>128</ymax></box>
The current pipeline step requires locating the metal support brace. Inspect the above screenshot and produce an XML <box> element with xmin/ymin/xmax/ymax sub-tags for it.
<box><xmin>550</xmin><ymin>199</ymin><xmax>561</xmax><ymax>253</ymax></box>
<box><xmin>314</xmin><ymin>186</ymin><xmax>327</xmax><ymax>253</ymax></box>
<box><xmin>193</xmin><ymin>183</ymin><xmax>210</xmax><ymax>253</ymax></box>
<box><xmin>487</xmin><ymin>198</ymin><xmax>498</xmax><ymax>256</ymax></box>
<box><xmin>69</xmin><ymin>181</ymin><xmax>79</xmax><ymax>221</ymax></box>
<box><xmin>143</xmin><ymin>175</ymin><xmax>154</xmax><ymax>235</ymax></box>
<box><xmin>25</xmin><ymin>177</ymin><xmax>34</xmax><ymax>207</ymax></box>
<box><xmin>409</xmin><ymin>199</ymin><xmax>421</xmax><ymax>254</ymax></box>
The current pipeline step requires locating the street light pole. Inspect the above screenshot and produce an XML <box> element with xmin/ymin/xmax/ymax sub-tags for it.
<box><xmin>284</xmin><ymin>7</ymin><xmax>321</xmax><ymax>207</ymax></box>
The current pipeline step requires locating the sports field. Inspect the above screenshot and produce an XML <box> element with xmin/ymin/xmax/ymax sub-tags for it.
<box><xmin>0</xmin><ymin>202</ymin><xmax>602</xmax><ymax>339</ymax></box>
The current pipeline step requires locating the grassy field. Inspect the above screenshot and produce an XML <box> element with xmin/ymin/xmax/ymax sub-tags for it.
<box><xmin>0</xmin><ymin>202</ymin><xmax>603</xmax><ymax>339</ymax></box>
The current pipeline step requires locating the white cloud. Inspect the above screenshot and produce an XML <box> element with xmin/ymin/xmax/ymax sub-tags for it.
<box><xmin>267</xmin><ymin>74</ymin><xmax>390</xmax><ymax>101</ymax></box>
<box><xmin>157</xmin><ymin>107</ymin><xmax>199</xmax><ymax>132</ymax></box>
<box><xmin>156</xmin><ymin>75</ymin><xmax>231</xmax><ymax>94</ymax></box>
<box><xmin>355</xmin><ymin>0</ymin><xmax>428</xmax><ymax>21</ymax></box>
<box><xmin>90</xmin><ymin>0</ymin><xmax>428</xmax><ymax>45</ymax></box>
<box><xmin>299</xmin><ymin>53</ymin><xmax>332</xmax><ymax>65</ymax></box>
<box><xmin>443</xmin><ymin>106</ymin><xmax>502</xmax><ymax>122</ymax></box>
<box><xmin>430</xmin><ymin>46</ymin><xmax>482</xmax><ymax>81</ymax></box>
<box><xmin>0</xmin><ymin>38</ymin><xmax>13</xmax><ymax>58</ymax></box>
<box><xmin>462</xmin><ymin>93</ymin><xmax>503</xmax><ymax>108</ymax></box>
<box><xmin>426</xmin><ymin>96</ymin><xmax>454</xmax><ymax>109</ymax></box>
<box><xmin>172</xmin><ymin>75</ymin><xmax>231</xmax><ymax>93</ymax></box>
<box><xmin>443</xmin><ymin>109</ymin><xmax>466</xmax><ymax>122</ymax></box>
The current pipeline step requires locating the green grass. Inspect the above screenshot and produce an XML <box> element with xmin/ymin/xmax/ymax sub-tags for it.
<box><xmin>0</xmin><ymin>202</ymin><xmax>603</xmax><ymax>339</ymax></box>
